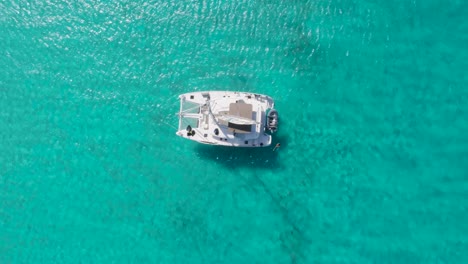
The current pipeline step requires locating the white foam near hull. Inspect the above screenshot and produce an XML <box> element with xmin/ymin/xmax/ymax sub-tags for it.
<box><xmin>176</xmin><ymin>91</ymin><xmax>277</xmax><ymax>147</ymax></box>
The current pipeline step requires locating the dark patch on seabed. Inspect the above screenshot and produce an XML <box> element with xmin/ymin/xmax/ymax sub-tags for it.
<box><xmin>194</xmin><ymin>131</ymin><xmax>310</xmax><ymax>262</ymax></box>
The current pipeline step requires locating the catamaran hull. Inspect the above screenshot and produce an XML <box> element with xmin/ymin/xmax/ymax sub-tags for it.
<box><xmin>176</xmin><ymin>91</ymin><xmax>277</xmax><ymax>147</ymax></box>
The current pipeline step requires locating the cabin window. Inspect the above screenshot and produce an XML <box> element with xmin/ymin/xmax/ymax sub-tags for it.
<box><xmin>228</xmin><ymin>122</ymin><xmax>252</xmax><ymax>133</ymax></box>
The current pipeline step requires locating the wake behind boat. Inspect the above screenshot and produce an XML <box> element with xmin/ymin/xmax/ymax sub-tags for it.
<box><xmin>176</xmin><ymin>91</ymin><xmax>278</xmax><ymax>147</ymax></box>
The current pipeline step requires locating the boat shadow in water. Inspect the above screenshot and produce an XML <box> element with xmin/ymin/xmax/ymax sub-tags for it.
<box><xmin>195</xmin><ymin>134</ymin><xmax>288</xmax><ymax>171</ymax></box>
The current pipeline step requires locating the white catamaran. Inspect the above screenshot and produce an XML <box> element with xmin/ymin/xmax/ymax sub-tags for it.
<box><xmin>176</xmin><ymin>91</ymin><xmax>278</xmax><ymax>147</ymax></box>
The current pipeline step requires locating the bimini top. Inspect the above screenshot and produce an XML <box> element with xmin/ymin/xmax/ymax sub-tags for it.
<box><xmin>176</xmin><ymin>91</ymin><xmax>278</xmax><ymax>147</ymax></box>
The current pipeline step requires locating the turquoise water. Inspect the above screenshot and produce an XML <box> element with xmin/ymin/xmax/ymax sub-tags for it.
<box><xmin>1</xmin><ymin>0</ymin><xmax>467</xmax><ymax>263</ymax></box>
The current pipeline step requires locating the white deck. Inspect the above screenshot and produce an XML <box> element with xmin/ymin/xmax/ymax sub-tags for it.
<box><xmin>176</xmin><ymin>91</ymin><xmax>275</xmax><ymax>147</ymax></box>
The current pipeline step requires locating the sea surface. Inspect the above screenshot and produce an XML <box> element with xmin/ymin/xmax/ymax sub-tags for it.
<box><xmin>1</xmin><ymin>0</ymin><xmax>467</xmax><ymax>263</ymax></box>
